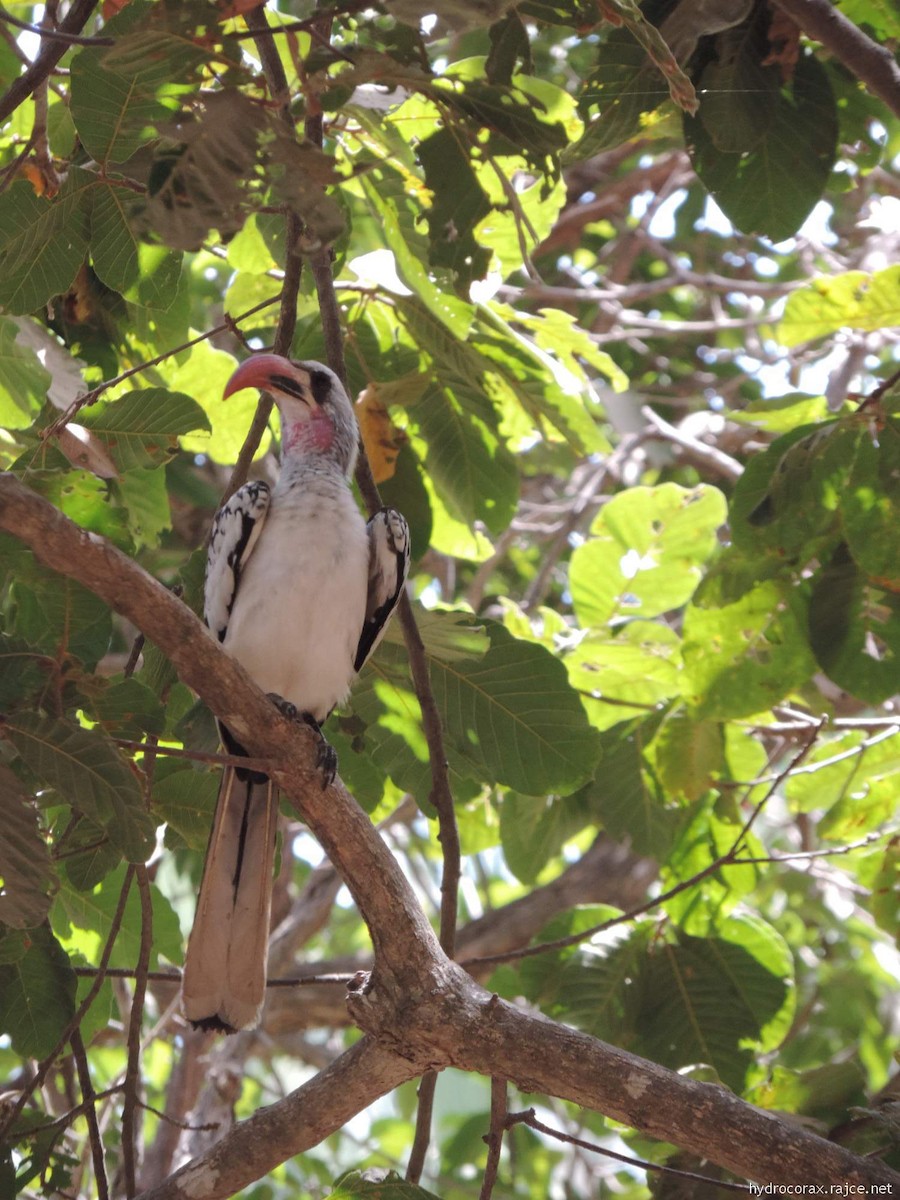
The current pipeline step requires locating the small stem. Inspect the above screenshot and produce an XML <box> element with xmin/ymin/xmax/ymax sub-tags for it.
<box><xmin>70</xmin><ymin>1028</ymin><xmax>109</xmax><ymax>1200</ymax></box>
<box><xmin>479</xmin><ymin>1077</ymin><xmax>508</xmax><ymax>1200</ymax></box>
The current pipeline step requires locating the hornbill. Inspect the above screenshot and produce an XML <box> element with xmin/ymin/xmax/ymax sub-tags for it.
<box><xmin>181</xmin><ymin>355</ymin><xmax>409</xmax><ymax>1033</ymax></box>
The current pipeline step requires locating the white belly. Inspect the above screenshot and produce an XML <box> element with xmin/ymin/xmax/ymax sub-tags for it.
<box><xmin>222</xmin><ymin>485</ymin><xmax>369</xmax><ymax>722</ymax></box>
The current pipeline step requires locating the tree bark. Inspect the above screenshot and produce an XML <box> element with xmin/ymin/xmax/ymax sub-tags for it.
<box><xmin>2</xmin><ymin>473</ymin><xmax>898</xmax><ymax>1198</ymax></box>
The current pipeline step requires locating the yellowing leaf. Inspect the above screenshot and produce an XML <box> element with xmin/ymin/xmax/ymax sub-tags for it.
<box><xmin>357</xmin><ymin>385</ymin><xmax>408</xmax><ymax>483</ymax></box>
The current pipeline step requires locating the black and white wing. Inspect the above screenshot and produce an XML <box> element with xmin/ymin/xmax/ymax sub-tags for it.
<box><xmin>204</xmin><ymin>481</ymin><xmax>271</xmax><ymax>643</ymax></box>
<box><xmin>354</xmin><ymin>506</ymin><xmax>410</xmax><ymax>672</ymax></box>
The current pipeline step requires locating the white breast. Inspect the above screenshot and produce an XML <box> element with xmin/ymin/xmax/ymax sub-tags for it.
<box><xmin>222</xmin><ymin>472</ymin><xmax>369</xmax><ymax>723</ymax></box>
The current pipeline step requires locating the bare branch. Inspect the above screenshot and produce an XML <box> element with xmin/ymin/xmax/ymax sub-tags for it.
<box><xmin>122</xmin><ymin>866</ymin><xmax>153</xmax><ymax>1198</ymax></box>
<box><xmin>772</xmin><ymin>0</ymin><xmax>900</xmax><ymax>119</ymax></box>
<box><xmin>70</xmin><ymin>1027</ymin><xmax>109</xmax><ymax>1200</ymax></box>
<box><xmin>478</xmin><ymin>1077</ymin><xmax>507</xmax><ymax>1200</ymax></box>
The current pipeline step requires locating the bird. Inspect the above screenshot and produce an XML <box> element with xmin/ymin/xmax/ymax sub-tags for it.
<box><xmin>181</xmin><ymin>354</ymin><xmax>410</xmax><ymax>1033</ymax></box>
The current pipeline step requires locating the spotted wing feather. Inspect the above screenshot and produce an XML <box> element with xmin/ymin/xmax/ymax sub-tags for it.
<box><xmin>204</xmin><ymin>481</ymin><xmax>271</xmax><ymax>643</ymax></box>
<box><xmin>354</xmin><ymin>507</ymin><xmax>410</xmax><ymax>673</ymax></box>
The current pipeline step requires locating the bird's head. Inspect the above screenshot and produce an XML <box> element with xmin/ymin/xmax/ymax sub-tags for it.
<box><xmin>223</xmin><ymin>354</ymin><xmax>358</xmax><ymax>474</ymax></box>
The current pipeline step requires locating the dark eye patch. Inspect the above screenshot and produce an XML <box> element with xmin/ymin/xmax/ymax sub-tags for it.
<box><xmin>309</xmin><ymin>370</ymin><xmax>333</xmax><ymax>407</ymax></box>
<box><xmin>270</xmin><ymin>373</ymin><xmax>308</xmax><ymax>400</ymax></box>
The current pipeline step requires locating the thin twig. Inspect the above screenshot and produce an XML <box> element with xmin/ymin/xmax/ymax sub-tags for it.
<box><xmin>112</xmin><ymin>737</ymin><xmax>274</xmax><ymax>775</ymax></box>
<box><xmin>407</xmin><ymin>1074</ymin><xmax>438</xmax><ymax>1184</ymax></box>
<box><xmin>71</xmin><ymin>965</ymin><xmax>353</xmax><ymax>986</ymax></box>
<box><xmin>479</xmin><ymin>1076</ymin><xmax>508</xmax><ymax>1200</ymax></box>
<box><xmin>0</xmin><ymin>129</ymin><xmax>36</xmax><ymax>195</ymax></box>
<box><xmin>507</xmin><ymin>1109</ymin><xmax>750</xmax><ymax>1192</ymax></box>
<box><xmin>0</xmin><ymin>872</ymin><xmax>135</xmax><ymax>1140</ymax></box>
<box><xmin>70</xmin><ymin>1028</ymin><xmax>110</xmax><ymax>1200</ymax></box>
<box><xmin>43</xmin><ymin>295</ymin><xmax>281</xmax><ymax>438</ymax></box>
<box><xmin>641</xmin><ymin>404</ymin><xmax>743</xmax><ymax>481</ymax></box>
<box><xmin>0</xmin><ymin>5</ymin><xmax>113</xmax><ymax>45</ymax></box>
<box><xmin>122</xmin><ymin>865</ymin><xmax>153</xmax><ymax>1198</ymax></box>
<box><xmin>462</xmin><ymin>722</ymin><xmax>825</xmax><ymax>969</ymax></box>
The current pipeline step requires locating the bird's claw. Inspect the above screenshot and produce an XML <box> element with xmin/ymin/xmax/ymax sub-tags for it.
<box><xmin>267</xmin><ymin>693</ymin><xmax>299</xmax><ymax>721</ymax></box>
<box><xmin>267</xmin><ymin>695</ymin><xmax>337</xmax><ymax>786</ymax></box>
<box><xmin>300</xmin><ymin>712</ymin><xmax>338</xmax><ymax>788</ymax></box>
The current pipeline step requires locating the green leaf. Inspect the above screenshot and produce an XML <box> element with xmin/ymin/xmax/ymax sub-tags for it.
<box><xmin>430</xmin><ymin>622</ymin><xmax>601</xmax><ymax>795</ymax></box>
<box><xmin>358</xmin><ymin>166</ymin><xmax>475</xmax><ymax>341</ymax></box>
<box><xmin>500</xmin><ymin>791</ymin><xmax>594</xmax><ymax>884</ymax></box>
<box><xmin>0</xmin><ymin>925</ymin><xmax>76</xmax><ymax>1058</ymax></box>
<box><xmin>417</xmin><ymin>127</ymin><xmax>492</xmax><ymax>295</ymax></box>
<box><xmin>113</xmin><ymin>465</ymin><xmax>173</xmax><ymax>549</ymax></box>
<box><xmin>683</xmin><ymin>581</ymin><xmax>816</xmax><ymax>718</ymax></box>
<box><xmin>0</xmin><ymin>636</ymin><xmax>50</xmax><ymax>711</ymax></box>
<box><xmin>436</xmin><ymin>61</ymin><xmax>572</xmax><ymax>167</ymax></box>
<box><xmin>0</xmin><ymin>766</ymin><xmax>55</xmax><ymax>930</ymax></box>
<box><xmin>634</xmin><ymin>915</ymin><xmax>793</xmax><ymax>1090</ymax></box>
<box><xmin>86</xmin><ymin>678</ymin><xmax>166</xmax><ymax>740</ymax></box>
<box><xmin>80</xmin><ymin>388</ymin><xmax>210</xmax><ymax>471</ymax></box>
<box><xmin>168</xmin><ymin>342</ymin><xmax>271</xmax><ymax>464</ymax></box>
<box><xmin>153</xmin><ymin>762</ymin><xmax>219</xmax><ymax>852</ymax></box>
<box><xmin>70</xmin><ymin>27</ymin><xmax>203</xmax><ymax>163</ymax></box>
<box><xmin>728</xmin><ymin>393</ymin><xmax>830</xmax><ymax>434</ymax></box>
<box><xmin>569</xmin><ymin>484</ymin><xmax>726</xmax><ymax>627</ymax></box>
<box><xmin>52</xmin><ymin>865</ymin><xmax>183</xmax><ymax>970</ymax></box>
<box><xmin>694</xmin><ymin>28</ymin><xmax>780</xmax><ymax>154</ymax></box>
<box><xmin>652</xmin><ymin>712</ymin><xmax>723</xmax><ymax>803</ymax></box>
<box><xmin>10</xmin><ymin>574</ymin><xmax>112</xmax><ymax>668</ymax></box>
<box><xmin>0</xmin><ymin>318</ymin><xmax>51</xmax><ymax>429</ymax></box>
<box><xmin>2</xmin><ymin>714</ymin><xmax>155</xmax><ymax>863</ymax></box>
<box><xmin>567</xmin><ymin>623</ymin><xmax>683</xmax><ymax>732</ymax></box>
<box><xmin>841</xmin><ymin>417</ymin><xmax>900</xmax><ymax>581</ymax></box>
<box><xmin>474</xmin><ymin>308</ymin><xmax>608</xmax><ymax>455</ymax></box>
<box><xmin>661</xmin><ymin>796</ymin><xmax>762</xmax><ymax>928</ymax></box>
<box><xmin>570</xmin><ymin>28</ymin><xmax>669</xmax><ymax>159</ymax></box>
<box><xmin>729</xmin><ymin>420</ymin><xmax>846</xmax><ymax>559</ymax></box>
<box><xmin>808</xmin><ymin>543</ymin><xmax>900</xmax><ymax>705</ymax></box>
<box><xmin>685</xmin><ymin>55</ymin><xmax>837</xmax><ymax>241</ymax></box>
<box><xmin>89</xmin><ymin>183</ymin><xmax>142</xmax><ymax>293</ymax></box>
<box><xmin>410</xmin><ymin>383</ymin><xmax>518</xmax><ymax>534</ymax></box>
<box><xmin>786</xmin><ymin>729</ymin><xmax>900</xmax><ymax>841</ymax></box>
<box><xmin>778</xmin><ymin>265</ymin><xmax>900</xmax><ymax>347</ymax></box>
<box><xmin>584</xmin><ymin>717</ymin><xmax>679</xmax><ymax>859</ymax></box>
<box><xmin>0</xmin><ymin>173</ymin><xmax>92</xmax><ymax>314</ymax></box>
<box><xmin>330</xmin><ymin>1169</ymin><xmax>442</xmax><ymax>1200</ymax></box>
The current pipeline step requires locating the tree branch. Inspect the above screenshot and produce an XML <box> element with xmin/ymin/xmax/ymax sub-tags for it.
<box><xmin>0</xmin><ymin>0</ymin><xmax>99</xmax><ymax>123</ymax></box>
<box><xmin>2</xmin><ymin>474</ymin><xmax>898</xmax><ymax>1197</ymax></box>
<box><xmin>135</xmin><ymin>1039</ymin><xmax>419</xmax><ymax>1200</ymax></box>
<box><xmin>772</xmin><ymin>0</ymin><xmax>900</xmax><ymax>119</ymax></box>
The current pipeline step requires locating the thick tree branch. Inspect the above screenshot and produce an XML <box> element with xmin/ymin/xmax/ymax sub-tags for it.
<box><xmin>136</xmin><ymin>1039</ymin><xmax>419</xmax><ymax>1200</ymax></box>
<box><xmin>772</xmin><ymin>0</ymin><xmax>900</xmax><ymax>119</ymax></box>
<box><xmin>2</xmin><ymin>473</ymin><xmax>898</xmax><ymax>1198</ymax></box>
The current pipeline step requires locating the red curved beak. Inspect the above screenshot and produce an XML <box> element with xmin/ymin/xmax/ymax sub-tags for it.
<box><xmin>223</xmin><ymin>353</ymin><xmax>297</xmax><ymax>399</ymax></box>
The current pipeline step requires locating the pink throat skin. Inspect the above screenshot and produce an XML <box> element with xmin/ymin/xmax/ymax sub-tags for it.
<box><xmin>282</xmin><ymin>408</ymin><xmax>335</xmax><ymax>457</ymax></box>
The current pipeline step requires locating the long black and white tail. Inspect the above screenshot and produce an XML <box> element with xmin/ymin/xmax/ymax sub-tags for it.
<box><xmin>181</xmin><ymin>768</ymin><xmax>278</xmax><ymax>1033</ymax></box>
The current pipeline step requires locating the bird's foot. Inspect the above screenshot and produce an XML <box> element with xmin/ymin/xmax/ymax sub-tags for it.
<box><xmin>267</xmin><ymin>695</ymin><xmax>337</xmax><ymax>787</ymax></box>
<box><xmin>267</xmin><ymin>693</ymin><xmax>299</xmax><ymax>721</ymax></box>
<box><xmin>301</xmin><ymin>712</ymin><xmax>338</xmax><ymax>788</ymax></box>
